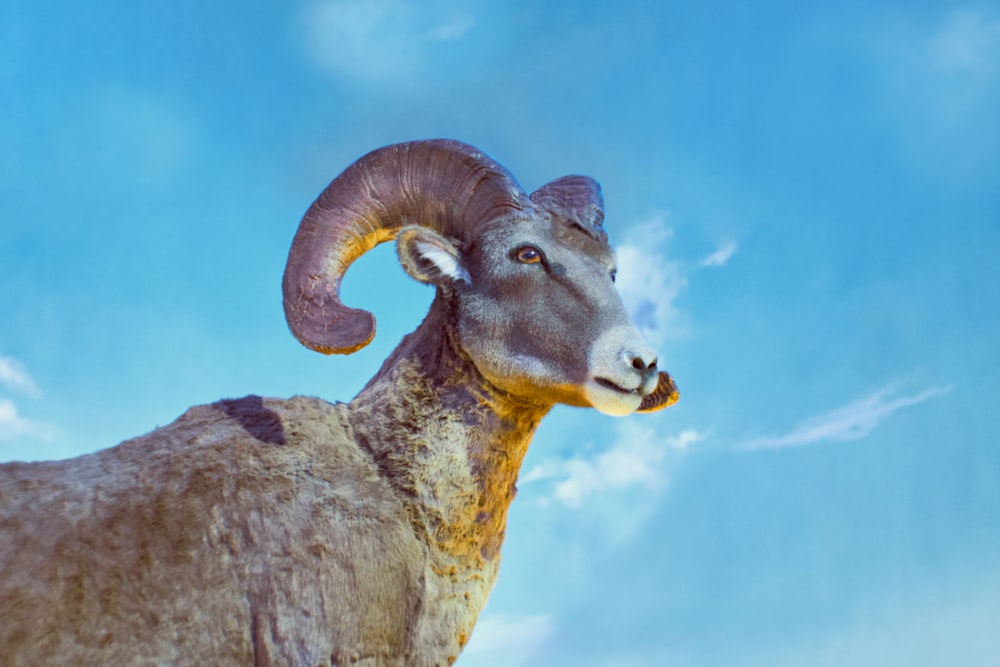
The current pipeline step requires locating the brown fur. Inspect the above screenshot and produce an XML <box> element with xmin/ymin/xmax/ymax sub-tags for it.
<box><xmin>0</xmin><ymin>298</ymin><xmax>547</xmax><ymax>666</ymax></box>
<box><xmin>1</xmin><ymin>140</ymin><xmax>678</xmax><ymax>664</ymax></box>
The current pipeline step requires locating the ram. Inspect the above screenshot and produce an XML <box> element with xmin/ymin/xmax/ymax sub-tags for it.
<box><xmin>0</xmin><ymin>139</ymin><xmax>678</xmax><ymax>666</ymax></box>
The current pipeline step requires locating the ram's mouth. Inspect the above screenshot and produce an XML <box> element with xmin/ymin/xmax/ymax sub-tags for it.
<box><xmin>594</xmin><ymin>377</ymin><xmax>638</xmax><ymax>395</ymax></box>
<box><xmin>583</xmin><ymin>377</ymin><xmax>644</xmax><ymax>417</ymax></box>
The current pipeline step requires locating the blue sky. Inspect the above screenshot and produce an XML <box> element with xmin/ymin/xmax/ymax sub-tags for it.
<box><xmin>2</xmin><ymin>1</ymin><xmax>999</xmax><ymax>664</ymax></box>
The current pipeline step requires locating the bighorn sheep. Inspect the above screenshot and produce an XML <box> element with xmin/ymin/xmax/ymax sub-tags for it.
<box><xmin>0</xmin><ymin>140</ymin><xmax>678</xmax><ymax>666</ymax></box>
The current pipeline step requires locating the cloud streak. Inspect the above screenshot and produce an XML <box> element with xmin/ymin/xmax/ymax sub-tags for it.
<box><xmin>927</xmin><ymin>10</ymin><xmax>1000</xmax><ymax>77</ymax></box>
<box><xmin>0</xmin><ymin>355</ymin><xmax>42</xmax><ymax>398</ymax></box>
<box><xmin>302</xmin><ymin>0</ymin><xmax>407</xmax><ymax>82</ymax></box>
<box><xmin>300</xmin><ymin>0</ymin><xmax>488</xmax><ymax>86</ymax></box>
<box><xmin>700</xmin><ymin>240</ymin><xmax>738</xmax><ymax>268</ymax></box>
<box><xmin>742</xmin><ymin>384</ymin><xmax>953</xmax><ymax>450</ymax></box>
<box><xmin>464</xmin><ymin>613</ymin><xmax>553</xmax><ymax>660</ymax></box>
<box><xmin>0</xmin><ymin>399</ymin><xmax>55</xmax><ymax>442</ymax></box>
<box><xmin>425</xmin><ymin>16</ymin><xmax>474</xmax><ymax>41</ymax></box>
<box><xmin>0</xmin><ymin>355</ymin><xmax>55</xmax><ymax>443</ymax></box>
<box><xmin>860</xmin><ymin>7</ymin><xmax>1000</xmax><ymax>183</ymax></box>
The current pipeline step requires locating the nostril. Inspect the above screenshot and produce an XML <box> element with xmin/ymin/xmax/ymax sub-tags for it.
<box><xmin>630</xmin><ymin>355</ymin><xmax>658</xmax><ymax>372</ymax></box>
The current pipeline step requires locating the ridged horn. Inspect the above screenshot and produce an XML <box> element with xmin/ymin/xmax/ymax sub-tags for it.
<box><xmin>529</xmin><ymin>175</ymin><xmax>607</xmax><ymax>242</ymax></box>
<box><xmin>283</xmin><ymin>139</ymin><xmax>532</xmax><ymax>354</ymax></box>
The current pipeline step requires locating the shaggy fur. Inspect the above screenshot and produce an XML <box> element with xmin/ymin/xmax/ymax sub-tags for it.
<box><xmin>0</xmin><ymin>302</ymin><xmax>546</xmax><ymax>666</ymax></box>
<box><xmin>0</xmin><ymin>140</ymin><xmax>678</xmax><ymax>665</ymax></box>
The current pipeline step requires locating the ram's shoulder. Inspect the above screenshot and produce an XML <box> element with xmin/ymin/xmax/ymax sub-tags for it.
<box><xmin>106</xmin><ymin>394</ymin><xmax>348</xmax><ymax>457</ymax></box>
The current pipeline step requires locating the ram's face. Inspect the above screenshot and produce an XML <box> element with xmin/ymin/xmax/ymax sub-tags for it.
<box><xmin>448</xmin><ymin>217</ymin><xmax>669</xmax><ymax>416</ymax></box>
<box><xmin>288</xmin><ymin>139</ymin><xmax>679</xmax><ymax>414</ymax></box>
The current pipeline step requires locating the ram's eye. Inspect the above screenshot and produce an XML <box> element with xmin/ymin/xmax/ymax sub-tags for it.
<box><xmin>514</xmin><ymin>246</ymin><xmax>543</xmax><ymax>264</ymax></box>
<box><xmin>610</xmin><ymin>269</ymin><xmax>618</xmax><ymax>283</ymax></box>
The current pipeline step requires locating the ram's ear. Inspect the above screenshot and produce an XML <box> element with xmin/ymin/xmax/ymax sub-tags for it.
<box><xmin>397</xmin><ymin>225</ymin><xmax>471</xmax><ymax>285</ymax></box>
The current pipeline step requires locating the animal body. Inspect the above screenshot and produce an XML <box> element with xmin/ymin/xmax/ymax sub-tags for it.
<box><xmin>0</xmin><ymin>140</ymin><xmax>678</xmax><ymax>665</ymax></box>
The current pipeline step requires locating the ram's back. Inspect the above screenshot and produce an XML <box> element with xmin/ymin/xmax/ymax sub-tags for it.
<box><xmin>0</xmin><ymin>395</ymin><xmax>426</xmax><ymax>666</ymax></box>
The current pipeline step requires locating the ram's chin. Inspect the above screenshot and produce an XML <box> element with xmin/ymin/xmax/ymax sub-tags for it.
<box><xmin>583</xmin><ymin>381</ymin><xmax>643</xmax><ymax>417</ymax></box>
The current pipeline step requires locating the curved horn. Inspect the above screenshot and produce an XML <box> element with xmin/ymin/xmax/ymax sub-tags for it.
<box><xmin>529</xmin><ymin>175</ymin><xmax>606</xmax><ymax>242</ymax></box>
<box><xmin>283</xmin><ymin>140</ymin><xmax>533</xmax><ymax>354</ymax></box>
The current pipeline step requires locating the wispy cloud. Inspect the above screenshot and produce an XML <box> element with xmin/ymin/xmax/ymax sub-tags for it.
<box><xmin>0</xmin><ymin>355</ymin><xmax>42</xmax><ymax>398</ymax></box>
<box><xmin>921</xmin><ymin>9</ymin><xmax>1000</xmax><ymax>127</ymax></box>
<box><xmin>302</xmin><ymin>0</ymin><xmax>406</xmax><ymax>81</ymax></box>
<box><xmin>523</xmin><ymin>422</ymin><xmax>704</xmax><ymax>508</ymax></box>
<box><xmin>0</xmin><ymin>356</ymin><xmax>55</xmax><ymax>443</ymax></box>
<box><xmin>0</xmin><ymin>399</ymin><xmax>55</xmax><ymax>442</ymax></box>
<box><xmin>927</xmin><ymin>10</ymin><xmax>1000</xmax><ymax>77</ymax></box>
<box><xmin>870</xmin><ymin>8</ymin><xmax>1000</xmax><ymax>116</ymax></box>
<box><xmin>742</xmin><ymin>384</ymin><xmax>953</xmax><ymax>450</ymax></box>
<box><xmin>425</xmin><ymin>16</ymin><xmax>474</xmax><ymax>41</ymax></box>
<box><xmin>861</xmin><ymin>8</ymin><xmax>1000</xmax><ymax>182</ymax></box>
<box><xmin>615</xmin><ymin>213</ymin><xmax>687</xmax><ymax>347</ymax></box>
<box><xmin>300</xmin><ymin>0</ymin><xmax>482</xmax><ymax>85</ymax></box>
<box><xmin>464</xmin><ymin>613</ymin><xmax>553</xmax><ymax>661</ymax></box>
<box><xmin>699</xmin><ymin>240</ymin><xmax>738</xmax><ymax>268</ymax></box>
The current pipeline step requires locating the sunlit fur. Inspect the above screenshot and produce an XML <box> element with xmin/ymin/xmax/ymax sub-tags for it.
<box><xmin>0</xmin><ymin>140</ymin><xmax>677</xmax><ymax>666</ymax></box>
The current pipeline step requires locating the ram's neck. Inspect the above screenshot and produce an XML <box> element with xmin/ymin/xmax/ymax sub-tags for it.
<box><xmin>347</xmin><ymin>296</ymin><xmax>550</xmax><ymax>566</ymax></box>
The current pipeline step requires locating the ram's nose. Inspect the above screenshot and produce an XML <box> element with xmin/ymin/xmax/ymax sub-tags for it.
<box><xmin>624</xmin><ymin>348</ymin><xmax>659</xmax><ymax>391</ymax></box>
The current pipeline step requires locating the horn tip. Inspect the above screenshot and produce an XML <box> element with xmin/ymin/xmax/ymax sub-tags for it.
<box><xmin>287</xmin><ymin>306</ymin><xmax>376</xmax><ymax>356</ymax></box>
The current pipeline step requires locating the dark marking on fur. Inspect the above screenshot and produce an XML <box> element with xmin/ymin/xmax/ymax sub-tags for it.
<box><xmin>216</xmin><ymin>395</ymin><xmax>287</xmax><ymax>445</ymax></box>
<box><xmin>250</xmin><ymin>597</ymin><xmax>266</xmax><ymax>667</ymax></box>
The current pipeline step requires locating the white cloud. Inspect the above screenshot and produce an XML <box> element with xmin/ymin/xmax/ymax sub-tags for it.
<box><xmin>300</xmin><ymin>0</ymin><xmax>482</xmax><ymax>85</ymax></box>
<box><xmin>302</xmin><ymin>0</ymin><xmax>408</xmax><ymax>81</ymax></box>
<box><xmin>523</xmin><ymin>422</ymin><xmax>704</xmax><ymax>508</ymax></box>
<box><xmin>520</xmin><ymin>419</ymin><xmax>704</xmax><ymax>547</ymax></box>
<box><xmin>927</xmin><ymin>10</ymin><xmax>1000</xmax><ymax>77</ymax></box>
<box><xmin>699</xmin><ymin>240</ymin><xmax>738</xmax><ymax>268</ymax></box>
<box><xmin>625</xmin><ymin>215</ymin><xmax>674</xmax><ymax>245</ymax></box>
<box><xmin>862</xmin><ymin>8</ymin><xmax>1000</xmax><ymax>182</ymax></box>
<box><xmin>0</xmin><ymin>355</ymin><xmax>42</xmax><ymax>398</ymax></box>
<box><xmin>668</xmin><ymin>428</ymin><xmax>706</xmax><ymax>451</ymax></box>
<box><xmin>464</xmin><ymin>613</ymin><xmax>553</xmax><ymax>663</ymax></box>
<box><xmin>921</xmin><ymin>10</ymin><xmax>1000</xmax><ymax>126</ymax></box>
<box><xmin>0</xmin><ymin>356</ymin><xmax>55</xmax><ymax>444</ymax></box>
<box><xmin>0</xmin><ymin>399</ymin><xmax>55</xmax><ymax>442</ymax></box>
<box><xmin>425</xmin><ymin>16</ymin><xmax>474</xmax><ymax>41</ymax></box>
<box><xmin>742</xmin><ymin>383</ymin><xmax>953</xmax><ymax>450</ymax></box>
<box><xmin>615</xmin><ymin>213</ymin><xmax>686</xmax><ymax>347</ymax></box>
<box><xmin>872</xmin><ymin>8</ymin><xmax>1000</xmax><ymax>115</ymax></box>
